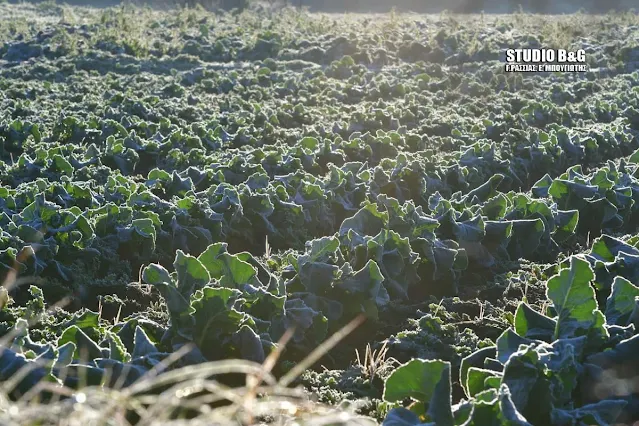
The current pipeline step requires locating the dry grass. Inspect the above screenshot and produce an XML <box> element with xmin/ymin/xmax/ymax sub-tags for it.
<box><xmin>0</xmin><ymin>246</ymin><xmax>374</xmax><ymax>425</ymax></box>
<box><xmin>354</xmin><ymin>341</ymin><xmax>389</xmax><ymax>384</ymax></box>
<box><xmin>0</xmin><ymin>315</ymin><xmax>375</xmax><ymax>425</ymax></box>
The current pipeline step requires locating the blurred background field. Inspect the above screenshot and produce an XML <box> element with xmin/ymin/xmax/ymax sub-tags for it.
<box><xmin>2</xmin><ymin>0</ymin><xmax>637</xmax><ymax>14</ymax></box>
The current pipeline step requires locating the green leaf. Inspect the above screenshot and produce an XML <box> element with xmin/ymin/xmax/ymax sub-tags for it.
<box><xmin>586</xmin><ymin>332</ymin><xmax>639</xmax><ymax>371</ymax></box>
<box><xmin>274</xmin><ymin>298</ymin><xmax>328</xmax><ymax>343</ymax></box>
<box><xmin>58</xmin><ymin>326</ymin><xmax>103</xmax><ymax>360</ymax></box>
<box><xmin>590</xmin><ymin>235</ymin><xmax>639</xmax><ymax>262</ymax></box>
<box><xmin>190</xmin><ymin>287</ymin><xmax>249</xmax><ymax>360</ymax></box>
<box><xmin>132</xmin><ymin>326</ymin><xmax>158</xmax><ymax>358</ymax></box>
<box><xmin>605</xmin><ymin>276</ymin><xmax>639</xmax><ymax>326</ymax></box>
<box><xmin>105</xmin><ymin>331</ymin><xmax>130</xmax><ymax>363</ymax></box>
<box><xmin>382</xmin><ymin>360</ymin><xmax>453</xmax><ymax>425</ymax></box>
<box><xmin>502</xmin><ymin>346</ymin><xmax>552</xmax><ymax>423</ymax></box>
<box><xmin>339</xmin><ymin>203</ymin><xmax>388</xmax><ymax>237</ymax></box>
<box><xmin>54</xmin><ymin>342</ymin><xmax>76</xmax><ymax>368</ymax></box>
<box><xmin>383</xmin><ymin>359</ymin><xmax>451</xmax><ymax>403</ymax></box>
<box><xmin>382</xmin><ymin>408</ymin><xmax>431</xmax><ymax>426</ymax></box>
<box><xmin>482</xmin><ymin>194</ymin><xmax>509</xmax><ymax>220</ymax></box>
<box><xmin>543</xmin><ymin>342</ymin><xmax>580</xmax><ymax>406</ymax></box>
<box><xmin>198</xmin><ymin>242</ymin><xmax>226</xmax><ymax>261</ymax></box>
<box><xmin>143</xmin><ymin>265</ymin><xmax>189</xmax><ymax>322</ymax></box>
<box><xmin>497</xmin><ymin>385</ymin><xmax>533</xmax><ymax>425</ymax></box>
<box><xmin>230</xmin><ymin>325</ymin><xmax>265</xmax><ymax>363</ymax></box>
<box><xmin>368</xmin><ymin>229</ymin><xmax>420</xmax><ymax>299</ymax></box>
<box><xmin>467</xmin><ymin>367</ymin><xmax>501</xmax><ymax>397</ymax></box>
<box><xmin>460</xmin><ymin>385</ymin><xmax>532</xmax><ymax>425</ymax></box>
<box><xmin>335</xmin><ymin>259</ymin><xmax>384</xmax><ymax>302</ymax></box>
<box><xmin>453</xmin><ymin>215</ymin><xmax>485</xmax><ymax>243</ymax></box>
<box><xmin>132</xmin><ymin>218</ymin><xmax>156</xmax><ymax>240</ymax></box>
<box><xmin>465</xmin><ymin>174</ymin><xmax>504</xmax><ymax>203</ymax></box>
<box><xmin>300</xmin><ymin>136</ymin><xmax>319</xmax><ymax>150</ymax></box>
<box><xmin>174</xmin><ymin>250</ymin><xmax>210</xmax><ymax>296</ymax></box>
<box><xmin>299</xmin><ymin>261</ymin><xmax>340</xmax><ymax>293</ymax></box>
<box><xmin>426</xmin><ymin>362</ymin><xmax>454</xmax><ymax>426</ymax></box>
<box><xmin>301</xmin><ymin>236</ymin><xmax>340</xmax><ymax>265</ymax></box>
<box><xmin>553</xmin><ymin>210</ymin><xmax>579</xmax><ymax>243</ymax></box>
<box><xmin>147</xmin><ymin>168</ymin><xmax>171</xmax><ymax>181</ymax></box>
<box><xmin>496</xmin><ymin>329</ymin><xmax>539</xmax><ymax>364</ymax></box>
<box><xmin>0</xmin><ymin>346</ymin><xmax>54</xmax><ymax>398</ymax></box>
<box><xmin>199</xmin><ymin>244</ymin><xmax>257</xmax><ymax>288</ymax></box>
<box><xmin>546</xmin><ymin>256</ymin><xmax>607</xmax><ymax>341</ymax></box>
<box><xmin>514</xmin><ymin>303</ymin><xmax>556</xmax><ymax>341</ymax></box>
<box><xmin>532</xmin><ymin>174</ymin><xmax>554</xmax><ymax>198</ymax></box>
<box><xmin>551</xmin><ymin>400</ymin><xmax>627</xmax><ymax>426</ymax></box>
<box><xmin>17</xmin><ymin>225</ymin><xmax>44</xmax><ymax>243</ymax></box>
<box><xmin>243</xmin><ymin>286</ymin><xmax>285</xmax><ymax>321</ymax></box>
<box><xmin>507</xmin><ymin>219</ymin><xmax>545</xmax><ymax>259</ymax></box>
<box><xmin>51</xmin><ymin>154</ymin><xmax>73</xmax><ymax>177</ymax></box>
<box><xmin>142</xmin><ymin>264</ymin><xmax>172</xmax><ymax>286</ymax></box>
<box><xmin>460</xmin><ymin>346</ymin><xmax>496</xmax><ymax>398</ymax></box>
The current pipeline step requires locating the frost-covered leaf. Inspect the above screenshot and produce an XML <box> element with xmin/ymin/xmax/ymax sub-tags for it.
<box><xmin>605</xmin><ymin>276</ymin><xmax>639</xmax><ymax>326</ymax></box>
<box><xmin>546</xmin><ymin>256</ymin><xmax>607</xmax><ymax>341</ymax></box>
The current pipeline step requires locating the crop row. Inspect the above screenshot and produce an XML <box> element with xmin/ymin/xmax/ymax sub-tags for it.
<box><xmin>0</xmin><ymin>121</ymin><xmax>637</xmax><ymax>293</ymax></box>
<box><xmin>4</xmin><ymin>152</ymin><xmax>639</xmax><ymax>375</ymax></box>
<box><xmin>4</xmin><ymin>222</ymin><xmax>639</xmax><ymax>425</ymax></box>
<box><xmin>381</xmin><ymin>230</ymin><xmax>639</xmax><ymax>424</ymax></box>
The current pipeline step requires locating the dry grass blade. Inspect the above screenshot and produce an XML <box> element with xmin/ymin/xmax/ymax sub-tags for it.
<box><xmin>126</xmin><ymin>359</ymin><xmax>276</xmax><ymax>396</ymax></box>
<box><xmin>278</xmin><ymin>314</ymin><xmax>366</xmax><ymax>387</ymax></box>
<box><xmin>0</xmin><ymin>232</ymin><xmax>369</xmax><ymax>425</ymax></box>
<box><xmin>229</xmin><ymin>326</ymin><xmax>297</xmax><ymax>425</ymax></box>
<box><xmin>372</xmin><ymin>340</ymin><xmax>389</xmax><ymax>380</ymax></box>
<box><xmin>355</xmin><ymin>340</ymin><xmax>389</xmax><ymax>382</ymax></box>
<box><xmin>123</xmin><ymin>343</ymin><xmax>196</xmax><ymax>394</ymax></box>
<box><xmin>247</xmin><ymin>326</ymin><xmax>295</xmax><ymax>392</ymax></box>
<box><xmin>19</xmin><ymin>381</ymin><xmax>74</xmax><ymax>405</ymax></box>
<box><xmin>136</xmin><ymin>379</ymin><xmax>239</xmax><ymax>426</ymax></box>
<box><xmin>1</xmin><ymin>361</ymin><xmax>42</xmax><ymax>398</ymax></box>
<box><xmin>265</xmin><ymin>234</ymin><xmax>271</xmax><ymax>259</ymax></box>
<box><xmin>114</xmin><ymin>302</ymin><xmax>123</xmax><ymax>325</ymax></box>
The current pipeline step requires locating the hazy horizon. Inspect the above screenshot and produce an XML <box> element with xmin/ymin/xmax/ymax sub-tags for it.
<box><xmin>10</xmin><ymin>0</ymin><xmax>637</xmax><ymax>14</ymax></box>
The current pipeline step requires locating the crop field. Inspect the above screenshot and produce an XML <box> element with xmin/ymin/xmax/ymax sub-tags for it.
<box><xmin>2</xmin><ymin>2</ymin><xmax>639</xmax><ymax>425</ymax></box>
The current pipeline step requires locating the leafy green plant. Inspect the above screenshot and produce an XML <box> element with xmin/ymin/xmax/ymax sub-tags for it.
<box><xmin>381</xmin><ymin>254</ymin><xmax>638</xmax><ymax>425</ymax></box>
